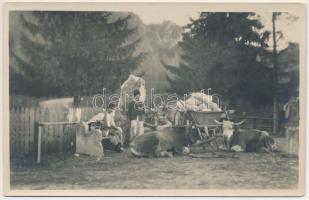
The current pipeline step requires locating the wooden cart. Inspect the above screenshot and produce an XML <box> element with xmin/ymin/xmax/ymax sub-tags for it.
<box><xmin>177</xmin><ymin>110</ymin><xmax>226</xmax><ymax>152</ymax></box>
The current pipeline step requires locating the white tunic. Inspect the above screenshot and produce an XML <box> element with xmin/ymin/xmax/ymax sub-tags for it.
<box><xmin>87</xmin><ymin>110</ymin><xmax>115</xmax><ymax>127</ymax></box>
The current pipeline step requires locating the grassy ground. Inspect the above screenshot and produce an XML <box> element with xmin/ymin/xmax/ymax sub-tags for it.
<box><xmin>10</xmin><ymin>138</ymin><xmax>298</xmax><ymax>190</ymax></box>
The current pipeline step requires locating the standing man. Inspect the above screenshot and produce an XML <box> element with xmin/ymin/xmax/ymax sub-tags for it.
<box><xmin>128</xmin><ymin>89</ymin><xmax>145</xmax><ymax>142</ymax></box>
<box><xmin>283</xmin><ymin>96</ymin><xmax>299</xmax><ymax>155</ymax></box>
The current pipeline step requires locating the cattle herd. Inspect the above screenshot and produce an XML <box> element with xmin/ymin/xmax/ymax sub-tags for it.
<box><xmin>129</xmin><ymin>118</ymin><xmax>276</xmax><ymax>158</ymax></box>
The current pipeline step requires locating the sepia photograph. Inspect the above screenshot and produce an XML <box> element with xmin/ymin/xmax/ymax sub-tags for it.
<box><xmin>2</xmin><ymin>1</ymin><xmax>306</xmax><ymax>196</ymax></box>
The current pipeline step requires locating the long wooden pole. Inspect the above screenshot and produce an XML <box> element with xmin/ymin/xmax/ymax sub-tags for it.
<box><xmin>272</xmin><ymin>13</ymin><xmax>279</xmax><ymax>135</ymax></box>
<box><xmin>37</xmin><ymin>126</ymin><xmax>42</xmax><ymax>163</ymax></box>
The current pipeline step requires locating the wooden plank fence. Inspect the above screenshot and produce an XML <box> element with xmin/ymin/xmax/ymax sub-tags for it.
<box><xmin>9</xmin><ymin>106</ymin><xmax>102</xmax><ymax>158</ymax></box>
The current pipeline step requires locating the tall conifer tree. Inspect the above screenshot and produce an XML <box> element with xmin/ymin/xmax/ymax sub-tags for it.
<box><xmin>11</xmin><ymin>11</ymin><xmax>143</xmax><ymax>96</ymax></box>
<box><xmin>164</xmin><ymin>12</ymin><xmax>272</xmax><ymax>107</ymax></box>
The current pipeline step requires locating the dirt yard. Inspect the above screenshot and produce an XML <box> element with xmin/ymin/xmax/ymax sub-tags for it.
<box><xmin>10</xmin><ymin>138</ymin><xmax>298</xmax><ymax>190</ymax></box>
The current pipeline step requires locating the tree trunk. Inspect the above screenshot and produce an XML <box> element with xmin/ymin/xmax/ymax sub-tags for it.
<box><xmin>272</xmin><ymin>13</ymin><xmax>279</xmax><ymax>135</ymax></box>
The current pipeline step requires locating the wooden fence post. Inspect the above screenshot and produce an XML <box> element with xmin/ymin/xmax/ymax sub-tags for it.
<box><xmin>29</xmin><ymin>107</ymin><xmax>35</xmax><ymax>156</ymax></box>
<box><xmin>37</xmin><ymin>124</ymin><xmax>42</xmax><ymax>163</ymax></box>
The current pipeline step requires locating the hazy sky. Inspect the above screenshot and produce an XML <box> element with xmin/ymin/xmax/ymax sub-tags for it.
<box><xmin>133</xmin><ymin>10</ymin><xmax>301</xmax><ymax>49</ymax></box>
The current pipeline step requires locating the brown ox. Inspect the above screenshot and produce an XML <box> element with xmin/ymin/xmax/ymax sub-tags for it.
<box><xmin>214</xmin><ymin>119</ymin><xmax>275</xmax><ymax>153</ymax></box>
<box><xmin>129</xmin><ymin>126</ymin><xmax>200</xmax><ymax>158</ymax></box>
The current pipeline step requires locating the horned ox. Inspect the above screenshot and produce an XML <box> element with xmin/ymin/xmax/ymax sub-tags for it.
<box><xmin>214</xmin><ymin>119</ymin><xmax>275</xmax><ymax>153</ymax></box>
<box><xmin>130</xmin><ymin>126</ymin><xmax>200</xmax><ymax>157</ymax></box>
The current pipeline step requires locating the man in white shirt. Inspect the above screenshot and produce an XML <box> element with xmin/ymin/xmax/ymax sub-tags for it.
<box><xmin>87</xmin><ymin>103</ymin><xmax>124</xmax><ymax>152</ymax></box>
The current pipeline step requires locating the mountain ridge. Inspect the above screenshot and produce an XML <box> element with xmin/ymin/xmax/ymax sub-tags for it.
<box><xmin>128</xmin><ymin>14</ymin><xmax>183</xmax><ymax>93</ymax></box>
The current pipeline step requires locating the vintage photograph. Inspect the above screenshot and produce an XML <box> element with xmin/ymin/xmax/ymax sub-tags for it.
<box><xmin>3</xmin><ymin>2</ymin><xmax>306</xmax><ymax>196</ymax></box>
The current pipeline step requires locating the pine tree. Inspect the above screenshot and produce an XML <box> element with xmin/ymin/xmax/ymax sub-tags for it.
<box><xmin>164</xmin><ymin>12</ymin><xmax>273</xmax><ymax>107</ymax></box>
<box><xmin>12</xmin><ymin>11</ymin><xmax>144</xmax><ymax>97</ymax></box>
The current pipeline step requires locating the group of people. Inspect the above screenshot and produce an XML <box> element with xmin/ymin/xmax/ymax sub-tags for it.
<box><xmin>76</xmin><ymin>90</ymin><xmax>299</xmax><ymax>159</ymax></box>
<box><xmin>85</xmin><ymin>89</ymin><xmax>172</xmax><ymax>155</ymax></box>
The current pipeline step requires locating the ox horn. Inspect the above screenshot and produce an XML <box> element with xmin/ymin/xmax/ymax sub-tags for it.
<box><xmin>214</xmin><ymin>119</ymin><xmax>223</xmax><ymax>125</ymax></box>
<box><xmin>233</xmin><ymin>120</ymin><xmax>245</xmax><ymax>126</ymax></box>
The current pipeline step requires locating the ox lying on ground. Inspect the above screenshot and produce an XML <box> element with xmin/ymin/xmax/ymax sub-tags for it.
<box><xmin>214</xmin><ymin>119</ymin><xmax>275</xmax><ymax>153</ymax></box>
<box><xmin>130</xmin><ymin>126</ymin><xmax>200</xmax><ymax>158</ymax></box>
<box><xmin>230</xmin><ymin>129</ymin><xmax>275</xmax><ymax>153</ymax></box>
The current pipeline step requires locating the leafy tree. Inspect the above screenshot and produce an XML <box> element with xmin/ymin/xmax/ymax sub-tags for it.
<box><xmin>11</xmin><ymin>11</ymin><xmax>144</xmax><ymax>97</ymax></box>
<box><xmin>164</xmin><ymin>12</ymin><xmax>273</xmax><ymax>107</ymax></box>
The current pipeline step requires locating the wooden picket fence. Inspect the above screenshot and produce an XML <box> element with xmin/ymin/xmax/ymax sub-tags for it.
<box><xmin>9</xmin><ymin>106</ymin><xmax>102</xmax><ymax>158</ymax></box>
